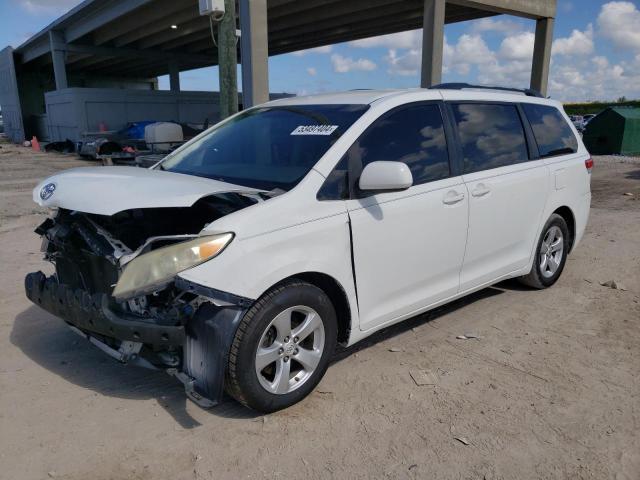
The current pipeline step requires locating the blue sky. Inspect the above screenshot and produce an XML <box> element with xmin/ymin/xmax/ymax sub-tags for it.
<box><xmin>2</xmin><ymin>0</ymin><xmax>640</xmax><ymax>102</ymax></box>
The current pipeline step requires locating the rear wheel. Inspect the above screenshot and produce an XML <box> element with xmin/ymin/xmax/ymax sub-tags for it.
<box><xmin>226</xmin><ymin>280</ymin><xmax>337</xmax><ymax>412</ymax></box>
<box><xmin>519</xmin><ymin>213</ymin><xmax>569</xmax><ymax>289</ymax></box>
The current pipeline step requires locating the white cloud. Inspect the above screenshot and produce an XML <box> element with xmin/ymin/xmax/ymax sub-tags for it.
<box><xmin>471</xmin><ymin>18</ymin><xmax>525</xmax><ymax>35</ymax></box>
<box><xmin>597</xmin><ymin>1</ymin><xmax>640</xmax><ymax>51</ymax></box>
<box><xmin>292</xmin><ymin>45</ymin><xmax>333</xmax><ymax>56</ymax></box>
<box><xmin>16</xmin><ymin>0</ymin><xmax>78</xmax><ymax>14</ymax></box>
<box><xmin>385</xmin><ymin>49</ymin><xmax>421</xmax><ymax>76</ymax></box>
<box><xmin>552</xmin><ymin>24</ymin><xmax>594</xmax><ymax>56</ymax></box>
<box><xmin>330</xmin><ymin>54</ymin><xmax>376</xmax><ymax>73</ymax></box>
<box><xmin>498</xmin><ymin>32</ymin><xmax>535</xmax><ymax>61</ymax></box>
<box><xmin>306</xmin><ymin>67</ymin><xmax>317</xmax><ymax>76</ymax></box>
<box><xmin>349</xmin><ymin>30</ymin><xmax>422</xmax><ymax>50</ymax></box>
<box><xmin>341</xmin><ymin>8</ymin><xmax>640</xmax><ymax>102</ymax></box>
<box><xmin>385</xmin><ymin>34</ymin><xmax>495</xmax><ymax>77</ymax></box>
<box><xmin>453</xmin><ymin>34</ymin><xmax>495</xmax><ymax>67</ymax></box>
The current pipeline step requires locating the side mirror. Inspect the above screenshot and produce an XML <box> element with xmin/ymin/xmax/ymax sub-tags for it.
<box><xmin>359</xmin><ymin>161</ymin><xmax>413</xmax><ymax>192</ymax></box>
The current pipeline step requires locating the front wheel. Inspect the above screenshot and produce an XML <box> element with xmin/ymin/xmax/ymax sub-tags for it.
<box><xmin>226</xmin><ymin>280</ymin><xmax>337</xmax><ymax>412</ymax></box>
<box><xmin>519</xmin><ymin>213</ymin><xmax>570</xmax><ymax>289</ymax></box>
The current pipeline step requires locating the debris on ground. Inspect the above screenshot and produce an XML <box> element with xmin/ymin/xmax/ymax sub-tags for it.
<box><xmin>454</xmin><ymin>437</ymin><xmax>470</xmax><ymax>446</ymax></box>
<box><xmin>456</xmin><ymin>333</ymin><xmax>480</xmax><ymax>340</ymax></box>
<box><xmin>388</xmin><ymin>347</ymin><xmax>402</xmax><ymax>352</ymax></box>
<box><xmin>600</xmin><ymin>280</ymin><xmax>627</xmax><ymax>291</ymax></box>
<box><xmin>409</xmin><ymin>370</ymin><xmax>438</xmax><ymax>386</ymax></box>
<box><xmin>623</xmin><ymin>192</ymin><xmax>634</xmax><ymax>196</ymax></box>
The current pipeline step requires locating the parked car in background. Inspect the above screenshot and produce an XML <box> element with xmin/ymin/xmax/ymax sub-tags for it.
<box><xmin>582</xmin><ymin>113</ymin><xmax>596</xmax><ymax>125</ymax></box>
<box><xmin>570</xmin><ymin>114</ymin><xmax>585</xmax><ymax>132</ymax></box>
<box><xmin>0</xmin><ymin>111</ymin><xmax>4</xmax><ymax>134</ymax></box>
<box><xmin>26</xmin><ymin>85</ymin><xmax>592</xmax><ymax>412</ymax></box>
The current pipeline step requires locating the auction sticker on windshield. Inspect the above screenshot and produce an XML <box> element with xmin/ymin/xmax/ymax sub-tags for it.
<box><xmin>291</xmin><ymin>125</ymin><xmax>338</xmax><ymax>135</ymax></box>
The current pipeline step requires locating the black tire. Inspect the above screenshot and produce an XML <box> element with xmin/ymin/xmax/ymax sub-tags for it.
<box><xmin>519</xmin><ymin>213</ymin><xmax>570</xmax><ymax>289</ymax></box>
<box><xmin>226</xmin><ymin>279</ymin><xmax>337</xmax><ymax>412</ymax></box>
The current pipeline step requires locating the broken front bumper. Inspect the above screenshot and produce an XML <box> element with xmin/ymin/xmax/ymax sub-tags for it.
<box><xmin>25</xmin><ymin>271</ymin><xmax>251</xmax><ymax>408</ymax></box>
<box><xmin>25</xmin><ymin>271</ymin><xmax>185</xmax><ymax>347</ymax></box>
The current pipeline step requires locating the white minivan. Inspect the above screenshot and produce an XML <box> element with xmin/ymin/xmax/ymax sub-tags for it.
<box><xmin>27</xmin><ymin>85</ymin><xmax>592</xmax><ymax>412</ymax></box>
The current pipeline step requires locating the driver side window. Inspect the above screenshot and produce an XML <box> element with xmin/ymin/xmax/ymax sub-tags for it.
<box><xmin>354</xmin><ymin>103</ymin><xmax>450</xmax><ymax>186</ymax></box>
<box><xmin>317</xmin><ymin>103</ymin><xmax>450</xmax><ymax>200</ymax></box>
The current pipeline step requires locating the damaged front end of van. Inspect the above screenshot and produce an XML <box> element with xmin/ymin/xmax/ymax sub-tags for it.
<box><xmin>24</xmin><ymin>166</ymin><xmax>262</xmax><ymax>407</ymax></box>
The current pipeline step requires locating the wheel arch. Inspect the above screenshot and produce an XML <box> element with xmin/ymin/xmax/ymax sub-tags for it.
<box><xmin>552</xmin><ymin>205</ymin><xmax>576</xmax><ymax>252</ymax></box>
<box><xmin>268</xmin><ymin>272</ymin><xmax>352</xmax><ymax>345</ymax></box>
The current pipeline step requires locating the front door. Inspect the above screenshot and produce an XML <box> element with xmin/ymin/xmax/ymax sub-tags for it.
<box><xmin>345</xmin><ymin>102</ymin><xmax>468</xmax><ymax>331</ymax></box>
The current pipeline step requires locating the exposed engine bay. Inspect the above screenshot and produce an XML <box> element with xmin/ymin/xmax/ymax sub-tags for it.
<box><xmin>25</xmin><ymin>192</ymin><xmax>260</xmax><ymax>407</ymax></box>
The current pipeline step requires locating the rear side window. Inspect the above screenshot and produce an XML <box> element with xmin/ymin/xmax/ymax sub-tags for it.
<box><xmin>522</xmin><ymin>104</ymin><xmax>578</xmax><ymax>158</ymax></box>
<box><xmin>451</xmin><ymin>103</ymin><xmax>529</xmax><ymax>174</ymax></box>
<box><xmin>352</xmin><ymin>103</ymin><xmax>450</xmax><ymax>186</ymax></box>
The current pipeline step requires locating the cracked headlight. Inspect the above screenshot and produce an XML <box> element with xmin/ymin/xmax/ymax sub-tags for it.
<box><xmin>112</xmin><ymin>233</ymin><xmax>233</xmax><ymax>299</ymax></box>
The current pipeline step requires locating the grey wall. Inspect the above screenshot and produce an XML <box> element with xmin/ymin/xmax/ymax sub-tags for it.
<box><xmin>44</xmin><ymin>88</ymin><xmax>225</xmax><ymax>142</ymax></box>
<box><xmin>44</xmin><ymin>87</ymin><xmax>292</xmax><ymax>142</ymax></box>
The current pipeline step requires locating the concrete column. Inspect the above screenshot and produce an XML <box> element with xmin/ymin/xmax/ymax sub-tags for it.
<box><xmin>420</xmin><ymin>0</ymin><xmax>445</xmax><ymax>88</ymax></box>
<box><xmin>218</xmin><ymin>0</ymin><xmax>239</xmax><ymax>118</ymax></box>
<box><xmin>530</xmin><ymin>17</ymin><xmax>554</xmax><ymax>96</ymax></box>
<box><xmin>239</xmin><ymin>0</ymin><xmax>269</xmax><ymax>107</ymax></box>
<box><xmin>48</xmin><ymin>30</ymin><xmax>68</xmax><ymax>90</ymax></box>
<box><xmin>169</xmin><ymin>60</ymin><xmax>180</xmax><ymax>92</ymax></box>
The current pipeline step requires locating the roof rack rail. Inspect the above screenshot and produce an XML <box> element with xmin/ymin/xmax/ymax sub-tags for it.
<box><xmin>431</xmin><ymin>83</ymin><xmax>544</xmax><ymax>98</ymax></box>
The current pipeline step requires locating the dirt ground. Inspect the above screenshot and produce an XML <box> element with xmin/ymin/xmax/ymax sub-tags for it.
<box><xmin>0</xmin><ymin>139</ymin><xmax>638</xmax><ymax>480</ymax></box>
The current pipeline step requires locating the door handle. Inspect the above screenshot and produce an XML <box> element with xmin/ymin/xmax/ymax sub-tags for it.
<box><xmin>443</xmin><ymin>191</ymin><xmax>465</xmax><ymax>205</ymax></box>
<box><xmin>471</xmin><ymin>184</ymin><xmax>491</xmax><ymax>197</ymax></box>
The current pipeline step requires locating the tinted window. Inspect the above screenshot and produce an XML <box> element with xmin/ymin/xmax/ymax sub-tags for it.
<box><xmin>451</xmin><ymin>103</ymin><xmax>529</xmax><ymax>173</ymax></box>
<box><xmin>522</xmin><ymin>103</ymin><xmax>578</xmax><ymax>158</ymax></box>
<box><xmin>350</xmin><ymin>104</ymin><xmax>450</xmax><ymax>186</ymax></box>
<box><xmin>317</xmin><ymin>156</ymin><xmax>349</xmax><ymax>200</ymax></box>
<box><xmin>160</xmin><ymin>104</ymin><xmax>369</xmax><ymax>191</ymax></box>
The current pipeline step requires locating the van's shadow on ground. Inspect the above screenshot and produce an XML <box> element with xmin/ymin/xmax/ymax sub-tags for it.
<box><xmin>11</xmin><ymin>280</ymin><xmax>521</xmax><ymax>427</ymax></box>
<box><xmin>624</xmin><ymin>169</ymin><xmax>640</xmax><ymax>180</ymax></box>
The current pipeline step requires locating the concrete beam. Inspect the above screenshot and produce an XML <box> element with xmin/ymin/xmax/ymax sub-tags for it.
<box><xmin>64</xmin><ymin>0</ymin><xmax>153</xmax><ymax>43</ymax></box>
<box><xmin>240</xmin><ymin>0</ymin><xmax>270</xmax><ymax>107</ymax></box>
<box><xmin>136</xmin><ymin>14</ymin><xmax>209</xmax><ymax>50</ymax></box>
<box><xmin>20</xmin><ymin>39</ymin><xmax>50</xmax><ymax>64</ymax></box>
<box><xmin>49</xmin><ymin>31</ymin><xmax>68</xmax><ymax>90</ymax></box>
<box><xmin>448</xmin><ymin>0</ymin><xmax>556</xmax><ymax>19</ymax></box>
<box><xmin>92</xmin><ymin>0</ymin><xmax>187</xmax><ymax>45</ymax></box>
<box><xmin>54</xmin><ymin>42</ymin><xmax>212</xmax><ymax>65</ymax></box>
<box><xmin>421</xmin><ymin>0</ymin><xmax>445</xmax><ymax>88</ymax></box>
<box><xmin>530</xmin><ymin>17</ymin><xmax>554</xmax><ymax>96</ymax></box>
<box><xmin>169</xmin><ymin>60</ymin><xmax>180</xmax><ymax>92</ymax></box>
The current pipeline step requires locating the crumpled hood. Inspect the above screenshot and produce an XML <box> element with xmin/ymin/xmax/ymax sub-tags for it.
<box><xmin>33</xmin><ymin>166</ymin><xmax>262</xmax><ymax>216</ymax></box>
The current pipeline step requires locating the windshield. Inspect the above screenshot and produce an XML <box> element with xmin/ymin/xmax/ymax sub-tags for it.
<box><xmin>160</xmin><ymin>104</ymin><xmax>369</xmax><ymax>191</ymax></box>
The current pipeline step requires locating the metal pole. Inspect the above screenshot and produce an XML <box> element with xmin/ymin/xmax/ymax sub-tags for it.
<box><xmin>530</xmin><ymin>17</ymin><xmax>554</xmax><ymax>96</ymax></box>
<box><xmin>239</xmin><ymin>0</ymin><xmax>269</xmax><ymax>107</ymax></box>
<box><xmin>218</xmin><ymin>0</ymin><xmax>239</xmax><ymax>118</ymax></box>
<box><xmin>421</xmin><ymin>0</ymin><xmax>445</xmax><ymax>88</ymax></box>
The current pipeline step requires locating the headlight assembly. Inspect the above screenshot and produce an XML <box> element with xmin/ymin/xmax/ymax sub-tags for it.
<box><xmin>112</xmin><ymin>233</ymin><xmax>233</xmax><ymax>299</ymax></box>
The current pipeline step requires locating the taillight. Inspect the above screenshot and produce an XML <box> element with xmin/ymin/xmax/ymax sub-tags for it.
<box><xmin>585</xmin><ymin>157</ymin><xmax>594</xmax><ymax>173</ymax></box>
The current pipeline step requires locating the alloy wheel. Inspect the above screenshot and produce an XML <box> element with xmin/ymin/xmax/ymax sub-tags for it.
<box><xmin>254</xmin><ymin>306</ymin><xmax>325</xmax><ymax>394</ymax></box>
<box><xmin>539</xmin><ymin>225</ymin><xmax>564</xmax><ymax>279</ymax></box>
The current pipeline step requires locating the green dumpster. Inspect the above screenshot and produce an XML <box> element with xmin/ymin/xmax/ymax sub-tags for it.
<box><xmin>583</xmin><ymin>107</ymin><xmax>640</xmax><ymax>155</ymax></box>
